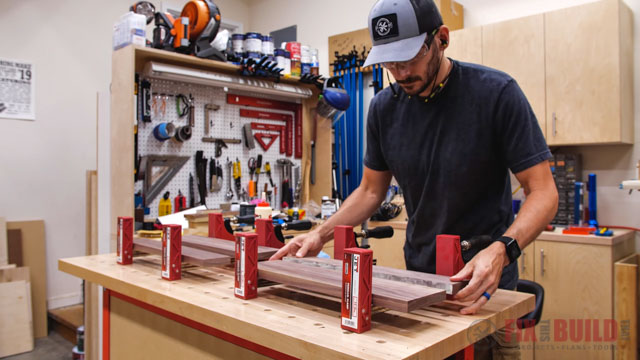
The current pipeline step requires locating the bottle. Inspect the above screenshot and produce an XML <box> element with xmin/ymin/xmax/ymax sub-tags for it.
<box><xmin>310</xmin><ymin>48</ymin><xmax>319</xmax><ymax>75</ymax></box>
<box><xmin>321</xmin><ymin>196</ymin><xmax>336</xmax><ymax>219</ymax></box>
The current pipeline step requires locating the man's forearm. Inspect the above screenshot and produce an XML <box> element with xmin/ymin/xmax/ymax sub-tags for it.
<box><xmin>314</xmin><ymin>186</ymin><xmax>385</xmax><ymax>243</ymax></box>
<box><xmin>503</xmin><ymin>188</ymin><xmax>558</xmax><ymax>250</ymax></box>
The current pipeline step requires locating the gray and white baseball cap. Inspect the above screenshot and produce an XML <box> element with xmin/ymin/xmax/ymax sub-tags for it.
<box><xmin>363</xmin><ymin>0</ymin><xmax>443</xmax><ymax>68</ymax></box>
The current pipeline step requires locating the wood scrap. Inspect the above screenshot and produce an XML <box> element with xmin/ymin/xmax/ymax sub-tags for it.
<box><xmin>284</xmin><ymin>257</ymin><xmax>465</xmax><ymax>295</ymax></box>
<box><xmin>0</xmin><ymin>217</ymin><xmax>6</xmax><ymax>266</ymax></box>
<box><xmin>182</xmin><ymin>235</ymin><xmax>278</xmax><ymax>261</ymax></box>
<box><xmin>0</xmin><ymin>267</ymin><xmax>34</xmax><ymax>357</ymax></box>
<box><xmin>258</xmin><ymin>260</ymin><xmax>446</xmax><ymax>312</ymax></box>
<box><xmin>6</xmin><ymin>220</ymin><xmax>47</xmax><ymax>338</ymax></box>
<box><xmin>132</xmin><ymin>237</ymin><xmax>231</xmax><ymax>267</ymax></box>
<box><xmin>7</xmin><ymin>229</ymin><xmax>23</xmax><ymax>267</ymax></box>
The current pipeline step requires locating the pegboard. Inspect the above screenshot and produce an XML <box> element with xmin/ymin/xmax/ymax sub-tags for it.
<box><xmin>136</xmin><ymin>77</ymin><xmax>302</xmax><ymax>218</ymax></box>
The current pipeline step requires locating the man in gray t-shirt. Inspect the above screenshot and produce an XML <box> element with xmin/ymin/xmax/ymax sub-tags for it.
<box><xmin>272</xmin><ymin>0</ymin><xmax>557</xmax><ymax>323</ymax></box>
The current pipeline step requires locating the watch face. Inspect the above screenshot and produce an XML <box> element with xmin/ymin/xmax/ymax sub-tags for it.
<box><xmin>505</xmin><ymin>238</ymin><xmax>521</xmax><ymax>263</ymax></box>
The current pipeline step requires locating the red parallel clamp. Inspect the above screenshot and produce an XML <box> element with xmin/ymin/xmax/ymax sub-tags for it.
<box><xmin>341</xmin><ymin>247</ymin><xmax>373</xmax><ymax>333</ymax></box>
<box><xmin>234</xmin><ymin>232</ymin><xmax>258</xmax><ymax>300</ymax></box>
<box><xmin>117</xmin><ymin>216</ymin><xmax>134</xmax><ymax>265</ymax></box>
<box><xmin>161</xmin><ymin>224</ymin><xmax>182</xmax><ymax>281</ymax></box>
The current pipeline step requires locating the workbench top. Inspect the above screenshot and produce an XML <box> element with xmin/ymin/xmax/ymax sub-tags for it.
<box><xmin>60</xmin><ymin>254</ymin><xmax>534</xmax><ymax>360</ymax></box>
<box><xmin>538</xmin><ymin>228</ymin><xmax>634</xmax><ymax>246</ymax></box>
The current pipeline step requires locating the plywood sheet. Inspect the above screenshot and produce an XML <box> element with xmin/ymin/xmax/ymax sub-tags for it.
<box><xmin>0</xmin><ymin>267</ymin><xmax>33</xmax><ymax>357</ymax></box>
<box><xmin>6</xmin><ymin>220</ymin><xmax>47</xmax><ymax>338</ymax></box>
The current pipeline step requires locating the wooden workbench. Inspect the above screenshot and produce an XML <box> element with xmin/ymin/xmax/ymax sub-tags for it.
<box><xmin>59</xmin><ymin>254</ymin><xmax>534</xmax><ymax>360</ymax></box>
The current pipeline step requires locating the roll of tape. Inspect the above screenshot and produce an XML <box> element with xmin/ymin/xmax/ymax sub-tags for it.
<box><xmin>174</xmin><ymin>125</ymin><xmax>192</xmax><ymax>142</ymax></box>
<box><xmin>153</xmin><ymin>122</ymin><xmax>176</xmax><ymax>141</ymax></box>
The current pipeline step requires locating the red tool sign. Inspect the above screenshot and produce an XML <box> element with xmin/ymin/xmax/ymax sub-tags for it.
<box><xmin>229</xmin><ymin>94</ymin><xmax>302</xmax><ymax>158</ymax></box>
<box><xmin>117</xmin><ymin>216</ymin><xmax>133</xmax><ymax>265</ymax></box>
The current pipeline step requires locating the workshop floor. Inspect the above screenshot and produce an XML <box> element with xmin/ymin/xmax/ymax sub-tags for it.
<box><xmin>4</xmin><ymin>331</ymin><xmax>74</xmax><ymax>360</ymax></box>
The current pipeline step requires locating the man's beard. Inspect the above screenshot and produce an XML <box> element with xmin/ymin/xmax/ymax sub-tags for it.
<box><xmin>396</xmin><ymin>51</ymin><xmax>442</xmax><ymax>96</ymax></box>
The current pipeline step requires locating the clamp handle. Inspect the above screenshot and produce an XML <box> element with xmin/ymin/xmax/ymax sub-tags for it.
<box><xmin>282</xmin><ymin>219</ymin><xmax>312</xmax><ymax>231</ymax></box>
<box><xmin>360</xmin><ymin>226</ymin><xmax>394</xmax><ymax>239</ymax></box>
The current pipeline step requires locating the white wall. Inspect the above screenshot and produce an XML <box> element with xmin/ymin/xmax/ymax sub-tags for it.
<box><xmin>0</xmin><ymin>0</ymin><xmax>252</xmax><ymax>310</ymax></box>
<box><xmin>457</xmin><ymin>0</ymin><xmax>640</xmax><ymax>246</ymax></box>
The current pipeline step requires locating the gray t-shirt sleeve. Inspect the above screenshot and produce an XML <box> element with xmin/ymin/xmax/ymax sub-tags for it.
<box><xmin>363</xmin><ymin>96</ymin><xmax>390</xmax><ymax>171</ymax></box>
<box><xmin>493</xmin><ymin>79</ymin><xmax>551</xmax><ymax>174</ymax></box>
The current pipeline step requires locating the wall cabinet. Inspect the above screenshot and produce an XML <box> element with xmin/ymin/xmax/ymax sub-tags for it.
<box><xmin>448</xmin><ymin>0</ymin><xmax>633</xmax><ymax>145</ymax></box>
<box><xmin>482</xmin><ymin>14</ymin><xmax>546</xmax><ymax>138</ymax></box>
<box><xmin>446</xmin><ymin>26</ymin><xmax>482</xmax><ymax>64</ymax></box>
<box><xmin>545</xmin><ymin>0</ymin><xmax>633</xmax><ymax>145</ymax></box>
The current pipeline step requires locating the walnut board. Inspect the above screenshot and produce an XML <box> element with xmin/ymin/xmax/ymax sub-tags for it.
<box><xmin>181</xmin><ymin>235</ymin><xmax>278</xmax><ymax>260</ymax></box>
<box><xmin>283</xmin><ymin>257</ymin><xmax>465</xmax><ymax>295</ymax></box>
<box><xmin>60</xmin><ymin>253</ymin><xmax>534</xmax><ymax>359</ymax></box>
<box><xmin>133</xmin><ymin>237</ymin><xmax>231</xmax><ymax>267</ymax></box>
<box><xmin>259</xmin><ymin>260</ymin><xmax>446</xmax><ymax>312</ymax></box>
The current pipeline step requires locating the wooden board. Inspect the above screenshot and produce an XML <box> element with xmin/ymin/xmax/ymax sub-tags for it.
<box><xmin>0</xmin><ymin>267</ymin><xmax>33</xmax><ymax>357</ymax></box>
<box><xmin>0</xmin><ymin>217</ymin><xmax>7</xmax><ymax>266</ymax></box>
<box><xmin>614</xmin><ymin>253</ymin><xmax>638</xmax><ymax>360</ymax></box>
<box><xmin>181</xmin><ymin>235</ymin><xmax>278</xmax><ymax>260</ymax></box>
<box><xmin>85</xmin><ymin>169</ymin><xmax>99</xmax><ymax>360</ymax></box>
<box><xmin>133</xmin><ymin>237</ymin><xmax>231</xmax><ymax>267</ymax></box>
<box><xmin>60</xmin><ymin>253</ymin><xmax>534</xmax><ymax>359</ymax></box>
<box><xmin>258</xmin><ymin>260</ymin><xmax>446</xmax><ymax>312</ymax></box>
<box><xmin>6</xmin><ymin>220</ymin><xmax>47</xmax><ymax>338</ymax></box>
<box><xmin>7</xmin><ymin>228</ymin><xmax>23</xmax><ymax>266</ymax></box>
<box><xmin>283</xmin><ymin>257</ymin><xmax>464</xmax><ymax>295</ymax></box>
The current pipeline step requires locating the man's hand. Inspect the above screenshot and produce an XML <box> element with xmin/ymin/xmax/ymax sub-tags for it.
<box><xmin>269</xmin><ymin>231</ymin><xmax>325</xmax><ymax>260</ymax></box>
<box><xmin>450</xmin><ymin>242</ymin><xmax>509</xmax><ymax>315</ymax></box>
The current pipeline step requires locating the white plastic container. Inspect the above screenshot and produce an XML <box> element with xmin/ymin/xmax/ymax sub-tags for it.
<box><xmin>113</xmin><ymin>12</ymin><xmax>146</xmax><ymax>50</ymax></box>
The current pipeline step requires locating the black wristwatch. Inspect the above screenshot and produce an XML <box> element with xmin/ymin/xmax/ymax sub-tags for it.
<box><xmin>496</xmin><ymin>236</ymin><xmax>521</xmax><ymax>265</ymax></box>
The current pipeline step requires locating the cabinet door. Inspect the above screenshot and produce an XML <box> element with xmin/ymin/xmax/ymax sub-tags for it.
<box><xmin>482</xmin><ymin>14</ymin><xmax>546</xmax><ymax>138</ymax></box>
<box><xmin>544</xmin><ymin>0</ymin><xmax>632</xmax><ymax>145</ymax></box>
<box><xmin>518</xmin><ymin>241</ymin><xmax>535</xmax><ymax>281</ymax></box>
<box><xmin>446</xmin><ymin>26</ymin><xmax>482</xmax><ymax>64</ymax></box>
<box><xmin>534</xmin><ymin>240</ymin><xmax>613</xmax><ymax>360</ymax></box>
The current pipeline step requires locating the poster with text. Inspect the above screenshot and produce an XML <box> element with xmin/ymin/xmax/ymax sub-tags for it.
<box><xmin>0</xmin><ymin>58</ymin><xmax>35</xmax><ymax>120</ymax></box>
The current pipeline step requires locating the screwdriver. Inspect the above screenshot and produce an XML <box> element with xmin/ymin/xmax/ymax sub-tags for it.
<box><xmin>255</xmin><ymin>155</ymin><xmax>263</xmax><ymax>196</ymax></box>
<box><xmin>265</xmin><ymin>161</ymin><xmax>274</xmax><ymax>187</ymax></box>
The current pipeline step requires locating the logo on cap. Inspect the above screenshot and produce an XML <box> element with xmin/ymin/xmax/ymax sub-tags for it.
<box><xmin>371</xmin><ymin>13</ymin><xmax>399</xmax><ymax>41</ymax></box>
<box><xmin>375</xmin><ymin>18</ymin><xmax>393</xmax><ymax>36</ymax></box>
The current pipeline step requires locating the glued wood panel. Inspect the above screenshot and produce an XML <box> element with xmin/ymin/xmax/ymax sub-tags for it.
<box><xmin>284</xmin><ymin>256</ymin><xmax>464</xmax><ymax>295</ymax></box>
<box><xmin>133</xmin><ymin>237</ymin><xmax>231</xmax><ymax>267</ymax></box>
<box><xmin>258</xmin><ymin>260</ymin><xmax>446</xmax><ymax>312</ymax></box>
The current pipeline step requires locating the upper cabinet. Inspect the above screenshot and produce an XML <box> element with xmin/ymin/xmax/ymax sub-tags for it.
<box><xmin>544</xmin><ymin>0</ymin><xmax>633</xmax><ymax>145</ymax></box>
<box><xmin>448</xmin><ymin>0</ymin><xmax>633</xmax><ymax>146</ymax></box>
<box><xmin>446</xmin><ymin>26</ymin><xmax>482</xmax><ymax>64</ymax></box>
<box><xmin>482</xmin><ymin>14</ymin><xmax>546</xmax><ymax>139</ymax></box>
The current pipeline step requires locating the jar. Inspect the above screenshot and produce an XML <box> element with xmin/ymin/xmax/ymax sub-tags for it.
<box><xmin>261</xmin><ymin>35</ymin><xmax>274</xmax><ymax>57</ymax></box>
<box><xmin>243</xmin><ymin>32</ymin><xmax>262</xmax><ymax>54</ymax></box>
<box><xmin>275</xmin><ymin>48</ymin><xmax>290</xmax><ymax>75</ymax></box>
<box><xmin>231</xmin><ymin>33</ymin><xmax>245</xmax><ymax>56</ymax></box>
<box><xmin>300</xmin><ymin>45</ymin><xmax>312</xmax><ymax>75</ymax></box>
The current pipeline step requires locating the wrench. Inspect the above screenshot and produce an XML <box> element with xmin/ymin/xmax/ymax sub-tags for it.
<box><xmin>225</xmin><ymin>158</ymin><xmax>234</xmax><ymax>200</ymax></box>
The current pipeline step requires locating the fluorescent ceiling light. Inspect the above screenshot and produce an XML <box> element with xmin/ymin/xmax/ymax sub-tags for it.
<box><xmin>143</xmin><ymin>62</ymin><xmax>313</xmax><ymax>100</ymax></box>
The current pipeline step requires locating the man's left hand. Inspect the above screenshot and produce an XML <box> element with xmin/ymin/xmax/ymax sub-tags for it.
<box><xmin>450</xmin><ymin>242</ymin><xmax>509</xmax><ymax>315</ymax></box>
